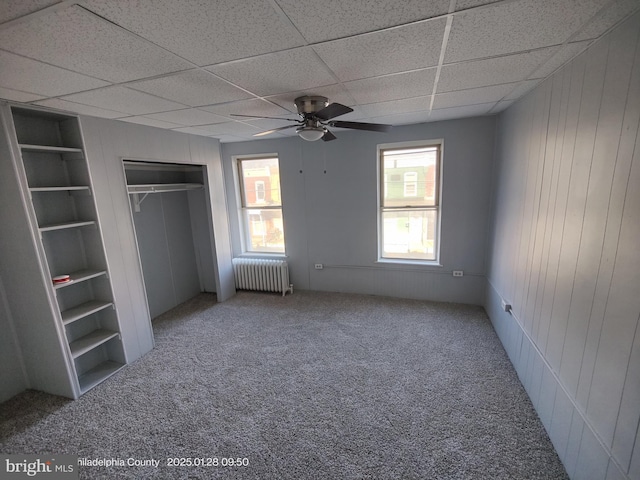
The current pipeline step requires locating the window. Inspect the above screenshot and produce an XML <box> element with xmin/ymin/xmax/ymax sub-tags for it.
<box><xmin>379</xmin><ymin>141</ymin><xmax>441</xmax><ymax>262</ymax></box>
<box><xmin>237</xmin><ymin>156</ymin><xmax>285</xmax><ymax>253</ymax></box>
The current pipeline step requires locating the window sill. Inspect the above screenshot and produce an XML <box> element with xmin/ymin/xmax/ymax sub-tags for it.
<box><xmin>376</xmin><ymin>258</ymin><xmax>442</xmax><ymax>267</ymax></box>
<box><xmin>237</xmin><ymin>253</ymin><xmax>288</xmax><ymax>260</ymax></box>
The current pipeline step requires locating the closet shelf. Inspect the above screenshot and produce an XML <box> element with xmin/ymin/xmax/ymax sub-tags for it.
<box><xmin>127</xmin><ymin>183</ymin><xmax>203</xmax><ymax>194</ymax></box>
<box><xmin>69</xmin><ymin>329</ymin><xmax>119</xmax><ymax>358</ymax></box>
<box><xmin>19</xmin><ymin>144</ymin><xmax>83</xmax><ymax>153</ymax></box>
<box><xmin>53</xmin><ymin>269</ymin><xmax>107</xmax><ymax>290</ymax></box>
<box><xmin>78</xmin><ymin>361</ymin><xmax>124</xmax><ymax>393</ymax></box>
<box><xmin>39</xmin><ymin>220</ymin><xmax>95</xmax><ymax>232</ymax></box>
<box><xmin>30</xmin><ymin>186</ymin><xmax>90</xmax><ymax>193</ymax></box>
<box><xmin>61</xmin><ymin>300</ymin><xmax>113</xmax><ymax>325</ymax></box>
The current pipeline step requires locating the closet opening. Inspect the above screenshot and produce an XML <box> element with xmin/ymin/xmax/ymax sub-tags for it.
<box><xmin>123</xmin><ymin>160</ymin><xmax>216</xmax><ymax>320</ymax></box>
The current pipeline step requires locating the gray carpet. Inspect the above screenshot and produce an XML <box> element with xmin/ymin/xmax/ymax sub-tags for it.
<box><xmin>1</xmin><ymin>291</ymin><xmax>568</xmax><ymax>479</ymax></box>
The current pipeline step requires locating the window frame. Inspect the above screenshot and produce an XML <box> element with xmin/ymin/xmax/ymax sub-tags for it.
<box><xmin>234</xmin><ymin>154</ymin><xmax>285</xmax><ymax>255</ymax></box>
<box><xmin>377</xmin><ymin>139</ymin><xmax>443</xmax><ymax>265</ymax></box>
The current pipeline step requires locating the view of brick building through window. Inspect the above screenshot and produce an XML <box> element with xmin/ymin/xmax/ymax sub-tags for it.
<box><xmin>238</xmin><ymin>156</ymin><xmax>285</xmax><ymax>253</ymax></box>
<box><xmin>380</xmin><ymin>144</ymin><xmax>440</xmax><ymax>261</ymax></box>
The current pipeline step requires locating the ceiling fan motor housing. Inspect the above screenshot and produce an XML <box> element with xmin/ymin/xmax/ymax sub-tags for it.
<box><xmin>295</xmin><ymin>96</ymin><xmax>329</xmax><ymax>116</ymax></box>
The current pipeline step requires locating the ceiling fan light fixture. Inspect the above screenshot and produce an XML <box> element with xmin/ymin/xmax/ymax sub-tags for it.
<box><xmin>297</xmin><ymin>126</ymin><xmax>325</xmax><ymax>141</ymax></box>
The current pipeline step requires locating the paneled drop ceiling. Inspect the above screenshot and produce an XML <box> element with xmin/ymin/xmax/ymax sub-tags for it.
<box><xmin>0</xmin><ymin>0</ymin><xmax>638</xmax><ymax>142</ymax></box>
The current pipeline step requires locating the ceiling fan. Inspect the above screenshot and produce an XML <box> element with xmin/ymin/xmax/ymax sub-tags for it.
<box><xmin>231</xmin><ymin>96</ymin><xmax>392</xmax><ymax>142</ymax></box>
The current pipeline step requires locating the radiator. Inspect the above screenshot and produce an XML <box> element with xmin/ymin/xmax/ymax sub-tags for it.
<box><xmin>232</xmin><ymin>258</ymin><xmax>292</xmax><ymax>296</ymax></box>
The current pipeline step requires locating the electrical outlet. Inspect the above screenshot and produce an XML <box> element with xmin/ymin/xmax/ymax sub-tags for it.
<box><xmin>452</xmin><ymin>270</ymin><xmax>463</xmax><ymax>277</ymax></box>
<box><xmin>314</xmin><ymin>264</ymin><xmax>323</xmax><ymax>270</ymax></box>
<box><xmin>501</xmin><ymin>300</ymin><xmax>512</xmax><ymax>313</ymax></box>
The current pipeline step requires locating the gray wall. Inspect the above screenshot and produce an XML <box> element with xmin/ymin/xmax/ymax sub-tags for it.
<box><xmin>0</xmin><ymin>272</ymin><xmax>28</xmax><ymax>403</ymax></box>
<box><xmin>130</xmin><ymin>190</ymin><xmax>202</xmax><ymax>319</ymax></box>
<box><xmin>222</xmin><ymin>117</ymin><xmax>496</xmax><ymax>305</ymax></box>
<box><xmin>485</xmin><ymin>13</ymin><xmax>640</xmax><ymax>480</ymax></box>
<box><xmin>80</xmin><ymin>117</ymin><xmax>235</xmax><ymax>363</ymax></box>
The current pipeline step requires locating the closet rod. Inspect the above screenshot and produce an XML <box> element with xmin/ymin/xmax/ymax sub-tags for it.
<box><xmin>127</xmin><ymin>183</ymin><xmax>203</xmax><ymax>211</ymax></box>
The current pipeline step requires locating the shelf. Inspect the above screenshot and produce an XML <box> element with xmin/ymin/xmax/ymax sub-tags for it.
<box><xmin>61</xmin><ymin>300</ymin><xmax>113</xmax><ymax>325</ymax></box>
<box><xmin>53</xmin><ymin>269</ymin><xmax>107</xmax><ymax>290</ymax></box>
<box><xmin>78</xmin><ymin>361</ymin><xmax>124</xmax><ymax>393</ymax></box>
<box><xmin>20</xmin><ymin>144</ymin><xmax>83</xmax><ymax>153</ymax></box>
<box><xmin>39</xmin><ymin>220</ymin><xmax>95</xmax><ymax>232</ymax></box>
<box><xmin>30</xmin><ymin>186</ymin><xmax>90</xmax><ymax>193</ymax></box>
<box><xmin>69</xmin><ymin>329</ymin><xmax>119</xmax><ymax>358</ymax></box>
<box><xmin>127</xmin><ymin>183</ymin><xmax>203</xmax><ymax>194</ymax></box>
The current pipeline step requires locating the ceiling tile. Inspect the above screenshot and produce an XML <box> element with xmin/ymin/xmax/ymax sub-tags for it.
<box><xmin>0</xmin><ymin>0</ymin><xmax>61</xmax><ymax>23</ymax></box>
<box><xmin>34</xmin><ymin>98</ymin><xmax>128</xmax><ymax>118</ymax></box>
<box><xmin>0</xmin><ymin>50</ymin><xmax>109</xmax><ymax>97</ymax></box>
<box><xmin>118</xmin><ymin>116</ymin><xmax>183</xmax><ymax>129</ymax></box>
<box><xmin>82</xmin><ymin>0</ymin><xmax>305</xmax><ymax>66</ymax></box>
<box><xmin>366</xmin><ymin>110</ymin><xmax>432</xmax><ymax>126</ymax></box>
<box><xmin>0</xmin><ymin>6</ymin><xmax>191</xmax><ymax>82</ymax></box>
<box><xmin>359</xmin><ymin>96</ymin><xmax>431</xmax><ymax>117</ymax></box>
<box><xmin>445</xmin><ymin>0</ymin><xmax>609</xmax><ymax>63</ymax></box>
<box><xmin>530</xmin><ymin>41</ymin><xmax>592</xmax><ymax>78</ymax></box>
<box><xmin>60</xmin><ymin>86</ymin><xmax>187</xmax><ymax>115</ymax></box>
<box><xmin>275</xmin><ymin>0</ymin><xmax>449</xmax><ymax>43</ymax></box>
<box><xmin>265</xmin><ymin>84</ymin><xmax>356</xmax><ymax>113</ymax></box>
<box><xmin>505</xmin><ymin>80</ymin><xmax>541</xmax><ymax>100</ymax></box>
<box><xmin>200</xmin><ymin>98</ymin><xmax>293</xmax><ymax>119</ymax></box>
<box><xmin>428</xmin><ymin>103</ymin><xmax>495</xmax><ymax>121</ymax></box>
<box><xmin>128</xmin><ymin>70</ymin><xmax>252</xmax><ymax>107</ymax></box>
<box><xmin>194</xmin><ymin>122</ymin><xmax>262</xmax><ymax>136</ymax></box>
<box><xmin>438</xmin><ymin>47</ymin><xmax>556</xmax><ymax>93</ymax></box>
<box><xmin>432</xmin><ymin>83</ymin><xmax>515</xmax><ymax>109</ymax></box>
<box><xmin>207</xmin><ymin>47</ymin><xmax>337</xmax><ymax>97</ymax></box>
<box><xmin>171</xmin><ymin>126</ymin><xmax>214</xmax><ymax>136</ymax></box>
<box><xmin>574</xmin><ymin>0</ymin><xmax>640</xmax><ymax>41</ymax></box>
<box><xmin>143</xmin><ymin>108</ymin><xmax>228</xmax><ymax>126</ymax></box>
<box><xmin>490</xmin><ymin>100</ymin><xmax>515</xmax><ymax>113</ymax></box>
<box><xmin>455</xmin><ymin>0</ymin><xmax>502</xmax><ymax>10</ymax></box>
<box><xmin>0</xmin><ymin>86</ymin><xmax>44</xmax><ymax>103</ymax></box>
<box><xmin>343</xmin><ymin>69</ymin><xmax>437</xmax><ymax>104</ymax></box>
<box><xmin>314</xmin><ymin>18</ymin><xmax>447</xmax><ymax>82</ymax></box>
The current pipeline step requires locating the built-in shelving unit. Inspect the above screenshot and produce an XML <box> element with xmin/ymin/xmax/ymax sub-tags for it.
<box><xmin>2</xmin><ymin>105</ymin><xmax>127</xmax><ymax>398</ymax></box>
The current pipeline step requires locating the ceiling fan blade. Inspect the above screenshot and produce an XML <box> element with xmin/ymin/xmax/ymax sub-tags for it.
<box><xmin>321</xmin><ymin>129</ymin><xmax>337</xmax><ymax>142</ymax></box>
<box><xmin>231</xmin><ymin>113</ymin><xmax>299</xmax><ymax>121</ymax></box>
<box><xmin>253</xmin><ymin>124</ymin><xmax>299</xmax><ymax>137</ymax></box>
<box><xmin>330</xmin><ymin>120</ymin><xmax>392</xmax><ymax>132</ymax></box>
<box><xmin>314</xmin><ymin>103</ymin><xmax>354</xmax><ymax>121</ymax></box>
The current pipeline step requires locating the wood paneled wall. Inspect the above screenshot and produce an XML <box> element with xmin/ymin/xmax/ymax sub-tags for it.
<box><xmin>485</xmin><ymin>12</ymin><xmax>640</xmax><ymax>480</ymax></box>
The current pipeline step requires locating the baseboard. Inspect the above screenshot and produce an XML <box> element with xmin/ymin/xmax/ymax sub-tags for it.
<box><xmin>484</xmin><ymin>279</ymin><xmax>630</xmax><ymax>480</ymax></box>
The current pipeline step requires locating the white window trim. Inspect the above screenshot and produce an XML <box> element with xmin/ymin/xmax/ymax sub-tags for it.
<box><xmin>233</xmin><ymin>153</ymin><xmax>285</xmax><ymax>255</ymax></box>
<box><xmin>376</xmin><ymin>139</ymin><xmax>444</xmax><ymax>265</ymax></box>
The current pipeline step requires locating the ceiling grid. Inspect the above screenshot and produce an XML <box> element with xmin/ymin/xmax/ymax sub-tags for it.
<box><xmin>0</xmin><ymin>0</ymin><xmax>637</xmax><ymax>141</ymax></box>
